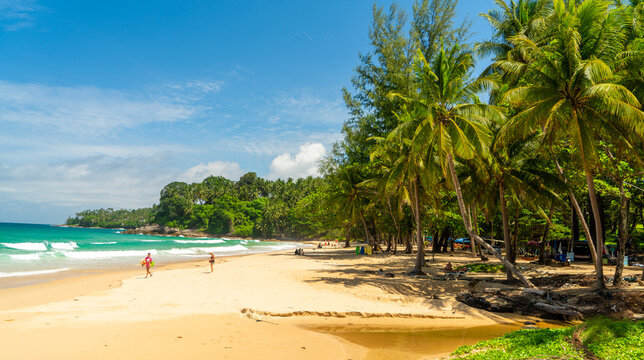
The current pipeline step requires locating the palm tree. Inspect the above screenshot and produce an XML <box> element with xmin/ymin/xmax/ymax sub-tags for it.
<box><xmin>372</xmin><ymin>112</ymin><xmax>429</xmax><ymax>274</ymax></box>
<box><xmin>396</xmin><ymin>43</ymin><xmax>537</xmax><ymax>287</ymax></box>
<box><xmin>326</xmin><ymin>166</ymin><xmax>372</xmax><ymax>247</ymax></box>
<box><xmin>497</xmin><ymin>0</ymin><xmax>644</xmax><ymax>289</ymax></box>
<box><xmin>479</xmin><ymin>0</ymin><xmax>550</xmax><ymax>61</ymax></box>
<box><xmin>490</xmin><ymin>131</ymin><xmax>564</xmax><ymax>280</ymax></box>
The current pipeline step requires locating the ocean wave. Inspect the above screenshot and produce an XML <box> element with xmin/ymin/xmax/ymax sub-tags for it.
<box><xmin>257</xmin><ymin>244</ymin><xmax>298</xmax><ymax>251</ymax></box>
<box><xmin>173</xmin><ymin>239</ymin><xmax>225</xmax><ymax>244</ymax></box>
<box><xmin>49</xmin><ymin>241</ymin><xmax>79</xmax><ymax>250</ymax></box>
<box><xmin>1</xmin><ymin>242</ymin><xmax>47</xmax><ymax>251</ymax></box>
<box><xmin>207</xmin><ymin>245</ymin><xmax>247</xmax><ymax>252</ymax></box>
<box><xmin>9</xmin><ymin>253</ymin><xmax>42</xmax><ymax>260</ymax></box>
<box><xmin>162</xmin><ymin>244</ymin><xmax>247</xmax><ymax>256</ymax></box>
<box><xmin>0</xmin><ymin>268</ymin><xmax>70</xmax><ymax>278</ymax></box>
<box><xmin>61</xmin><ymin>249</ymin><xmax>158</xmax><ymax>259</ymax></box>
<box><xmin>139</xmin><ymin>239</ymin><xmax>163</xmax><ymax>242</ymax></box>
<box><xmin>90</xmin><ymin>241</ymin><xmax>118</xmax><ymax>245</ymax></box>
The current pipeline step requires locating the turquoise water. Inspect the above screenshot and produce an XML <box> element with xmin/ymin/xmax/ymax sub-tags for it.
<box><xmin>0</xmin><ymin>222</ymin><xmax>301</xmax><ymax>286</ymax></box>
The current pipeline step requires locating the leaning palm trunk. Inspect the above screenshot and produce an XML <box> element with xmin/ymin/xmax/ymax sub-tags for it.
<box><xmin>584</xmin><ymin>168</ymin><xmax>607</xmax><ymax>290</ymax></box>
<box><xmin>447</xmin><ymin>155</ymin><xmax>535</xmax><ymax>288</ymax></box>
<box><xmin>499</xmin><ymin>182</ymin><xmax>514</xmax><ymax>281</ymax></box>
<box><xmin>411</xmin><ymin>179</ymin><xmax>425</xmax><ymax>274</ymax></box>
<box><xmin>555</xmin><ymin>159</ymin><xmax>603</xmax><ymax>288</ymax></box>
<box><xmin>470</xmin><ymin>204</ymin><xmax>486</xmax><ymax>260</ymax></box>
<box><xmin>613</xmin><ymin>180</ymin><xmax>628</xmax><ymax>287</ymax></box>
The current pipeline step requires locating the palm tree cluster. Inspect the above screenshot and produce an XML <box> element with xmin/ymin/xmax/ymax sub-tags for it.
<box><xmin>327</xmin><ymin>0</ymin><xmax>643</xmax><ymax>290</ymax></box>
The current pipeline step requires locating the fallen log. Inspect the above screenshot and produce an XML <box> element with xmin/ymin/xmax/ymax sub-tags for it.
<box><xmin>534</xmin><ymin>302</ymin><xmax>583</xmax><ymax>319</ymax></box>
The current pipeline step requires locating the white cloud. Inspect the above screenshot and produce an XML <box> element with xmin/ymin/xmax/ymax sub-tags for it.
<box><xmin>0</xmin><ymin>81</ymin><xmax>198</xmax><ymax>136</ymax></box>
<box><xmin>0</xmin><ymin>0</ymin><xmax>42</xmax><ymax>31</ymax></box>
<box><xmin>268</xmin><ymin>143</ymin><xmax>326</xmax><ymax>180</ymax></box>
<box><xmin>180</xmin><ymin>161</ymin><xmax>243</xmax><ymax>183</ymax></box>
<box><xmin>0</xmin><ymin>155</ymin><xmax>176</xmax><ymax>209</ymax></box>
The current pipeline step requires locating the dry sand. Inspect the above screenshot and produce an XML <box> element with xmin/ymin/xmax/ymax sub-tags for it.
<box><xmin>0</xmin><ymin>247</ymin><xmax>602</xmax><ymax>360</ymax></box>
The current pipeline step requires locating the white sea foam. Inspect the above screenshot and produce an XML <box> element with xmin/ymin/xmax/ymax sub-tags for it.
<box><xmin>163</xmin><ymin>248</ymin><xmax>198</xmax><ymax>255</ymax></box>
<box><xmin>90</xmin><ymin>242</ymin><xmax>117</xmax><ymax>245</ymax></box>
<box><xmin>2</xmin><ymin>242</ymin><xmax>47</xmax><ymax>251</ymax></box>
<box><xmin>173</xmin><ymin>239</ymin><xmax>225</xmax><ymax>244</ymax></box>
<box><xmin>205</xmin><ymin>245</ymin><xmax>247</xmax><ymax>252</ymax></box>
<box><xmin>162</xmin><ymin>244</ymin><xmax>247</xmax><ymax>256</ymax></box>
<box><xmin>0</xmin><ymin>268</ymin><xmax>70</xmax><ymax>278</ymax></box>
<box><xmin>9</xmin><ymin>253</ymin><xmax>42</xmax><ymax>260</ymax></box>
<box><xmin>61</xmin><ymin>249</ymin><xmax>158</xmax><ymax>259</ymax></box>
<box><xmin>49</xmin><ymin>241</ymin><xmax>78</xmax><ymax>250</ymax></box>
<box><xmin>259</xmin><ymin>244</ymin><xmax>297</xmax><ymax>251</ymax></box>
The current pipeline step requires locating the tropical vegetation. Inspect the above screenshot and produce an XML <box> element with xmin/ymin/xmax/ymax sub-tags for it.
<box><xmin>68</xmin><ymin>0</ymin><xmax>644</xmax><ymax>290</ymax></box>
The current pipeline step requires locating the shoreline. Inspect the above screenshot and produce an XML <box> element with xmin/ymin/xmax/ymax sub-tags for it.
<box><xmin>0</xmin><ymin>247</ymin><xmax>558</xmax><ymax>360</ymax></box>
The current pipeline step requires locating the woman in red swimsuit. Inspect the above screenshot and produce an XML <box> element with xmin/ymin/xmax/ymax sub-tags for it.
<box><xmin>144</xmin><ymin>253</ymin><xmax>153</xmax><ymax>278</ymax></box>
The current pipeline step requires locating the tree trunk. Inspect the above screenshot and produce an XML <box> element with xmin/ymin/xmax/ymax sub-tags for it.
<box><xmin>359</xmin><ymin>210</ymin><xmax>371</xmax><ymax>247</ymax></box>
<box><xmin>584</xmin><ymin>166</ymin><xmax>606</xmax><ymax>290</ymax></box>
<box><xmin>386</xmin><ymin>197</ymin><xmax>401</xmax><ymax>255</ymax></box>
<box><xmin>499</xmin><ymin>181</ymin><xmax>514</xmax><ymax>281</ymax></box>
<box><xmin>512</xmin><ymin>204</ymin><xmax>519</xmax><ymax>264</ymax></box>
<box><xmin>404</xmin><ymin>233</ymin><xmax>412</xmax><ymax>254</ymax></box>
<box><xmin>411</xmin><ymin>179</ymin><xmax>425</xmax><ymax>275</ymax></box>
<box><xmin>447</xmin><ymin>154</ymin><xmax>535</xmax><ymax>288</ymax></box>
<box><xmin>394</xmin><ymin>232</ymin><xmax>398</xmax><ymax>255</ymax></box>
<box><xmin>539</xmin><ymin>207</ymin><xmax>553</xmax><ymax>265</ymax></box>
<box><xmin>613</xmin><ymin>180</ymin><xmax>628</xmax><ymax>287</ymax></box>
<box><xmin>471</xmin><ymin>204</ymin><xmax>487</xmax><ymax>260</ymax></box>
<box><xmin>554</xmin><ymin>159</ymin><xmax>601</xmax><ymax>281</ymax></box>
<box><xmin>345</xmin><ymin>225</ymin><xmax>351</xmax><ymax>248</ymax></box>
<box><xmin>572</xmin><ymin>199</ymin><xmax>580</xmax><ymax>243</ymax></box>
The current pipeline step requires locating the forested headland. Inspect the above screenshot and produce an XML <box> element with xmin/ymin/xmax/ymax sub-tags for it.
<box><xmin>66</xmin><ymin>173</ymin><xmax>332</xmax><ymax>239</ymax></box>
<box><xmin>67</xmin><ymin>0</ymin><xmax>644</xmax><ymax>290</ymax></box>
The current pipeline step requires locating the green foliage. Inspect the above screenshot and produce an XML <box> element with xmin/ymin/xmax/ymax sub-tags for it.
<box><xmin>581</xmin><ymin>317</ymin><xmax>644</xmax><ymax>360</ymax></box>
<box><xmin>65</xmin><ymin>207</ymin><xmax>155</xmax><ymax>229</ymax></box>
<box><xmin>451</xmin><ymin>327</ymin><xmax>581</xmax><ymax>359</ymax></box>
<box><xmin>451</xmin><ymin>318</ymin><xmax>644</xmax><ymax>360</ymax></box>
<box><xmin>149</xmin><ymin>173</ymin><xmax>328</xmax><ymax>238</ymax></box>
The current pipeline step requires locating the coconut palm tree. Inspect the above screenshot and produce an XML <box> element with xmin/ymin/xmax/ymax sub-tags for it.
<box><xmin>326</xmin><ymin>166</ymin><xmax>372</xmax><ymax>247</ymax></box>
<box><xmin>497</xmin><ymin>0</ymin><xmax>644</xmax><ymax>289</ymax></box>
<box><xmin>372</xmin><ymin>109</ymin><xmax>430</xmax><ymax>274</ymax></box>
<box><xmin>394</xmin><ymin>43</ymin><xmax>537</xmax><ymax>287</ymax></box>
<box><xmin>479</xmin><ymin>0</ymin><xmax>550</xmax><ymax>61</ymax></box>
<box><xmin>490</xmin><ymin>131</ymin><xmax>565</xmax><ymax>280</ymax></box>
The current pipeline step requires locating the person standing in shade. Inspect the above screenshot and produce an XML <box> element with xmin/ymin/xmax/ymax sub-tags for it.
<box><xmin>208</xmin><ymin>252</ymin><xmax>215</xmax><ymax>273</ymax></box>
<box><xmin>144</xmin><ymin>252</ymin><xmax>153</xmax><ymax>278</ymax></box>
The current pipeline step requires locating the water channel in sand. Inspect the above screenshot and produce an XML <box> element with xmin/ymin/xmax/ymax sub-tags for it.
<box><xmin>309</xmin><ymin>322</ymin><xmax>560</xmax><ymax>360</ymax></box>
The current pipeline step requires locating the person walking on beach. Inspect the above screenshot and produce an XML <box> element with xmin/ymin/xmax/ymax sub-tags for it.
<box><xmin>144</xmin><ymin>253</ymin><xmax>153</xmax><ymax>278</ymax></box>
<box><xmin>208</xmin><ymin>252</ymin><xmax>215</xmax><ymax>273</ymax></box>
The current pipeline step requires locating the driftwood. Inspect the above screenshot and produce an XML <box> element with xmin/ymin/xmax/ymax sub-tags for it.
<box><xmin>534</xmin><ymin>302</ymin><xmax>583</xmax><ymax>319</ymax></box>
<box><xmin>522</xmin><ymin>288</ymin><xmax>546</xmax><ymax>296</ymax></box>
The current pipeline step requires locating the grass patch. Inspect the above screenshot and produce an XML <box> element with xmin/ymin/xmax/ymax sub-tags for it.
<box><xmin>450</xmin><ymin>318</ymin><xmax>643</xmax><ymax>360</ymax></box>
<box><xmin>458</xmin><ymin>263</ymin><xmax>505</xmax><ymax>273</ymax></box>
<box><xmin>581</xmin><ymin>318</ymin><xmax>644</xmax><ymax>360</ymax></box>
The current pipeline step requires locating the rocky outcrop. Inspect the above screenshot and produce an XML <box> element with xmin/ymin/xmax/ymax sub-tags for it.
<box><xmin>122</xmin><ymin>225</ymin><xmax>215</xmax><ymax>238</ymax></box>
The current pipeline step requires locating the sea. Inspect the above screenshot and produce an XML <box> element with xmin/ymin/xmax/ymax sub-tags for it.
<box><xmin>0</xmin><ymin>222</ymin><xmax>304</xmax><ymax>288</ymax></box>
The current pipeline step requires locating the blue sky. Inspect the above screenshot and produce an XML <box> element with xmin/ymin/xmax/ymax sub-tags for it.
<box><xmin>0</xmin><ymin>0</ymin><xmax>496</xmax><ymax>224</ymax></box>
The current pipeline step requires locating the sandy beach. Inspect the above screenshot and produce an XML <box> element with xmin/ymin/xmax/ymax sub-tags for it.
<box><xmin>0</xmin><ymin>246</ymin><xmax>614</xmax><ymax>360</ymax></box>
